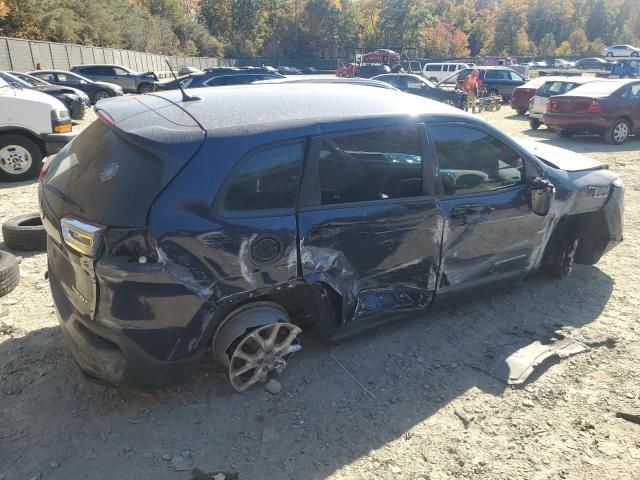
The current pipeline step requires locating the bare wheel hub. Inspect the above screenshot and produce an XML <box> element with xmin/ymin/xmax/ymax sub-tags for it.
<box><xmin>0</xmin><ymin>145</ymin><xmax>32</xmax><ymax>175</ymax></box>
<box><xmin>228</xmin><ymin>322</ymin><xmax>302</xmax><ymax>392</ymax></box>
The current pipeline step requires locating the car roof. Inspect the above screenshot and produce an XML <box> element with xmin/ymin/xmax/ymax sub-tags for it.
<box><xmin>147</xmin><ymin>83</ymin><xmax>466</xmax><ymax>135</ymax></box>
<box><xmin>561</xmin><ymin>79</ymin><xmax>634</xmax><ymax>97</ymax></box>
<box><xmin>540</xmin><ymin>76</ymin><xmax>597</xmax><ymax>85</ymax></box>
<box><xmin>72</xmin><ymin>64</ymin><xmax>126</xmax><ymax>68</ymax></box>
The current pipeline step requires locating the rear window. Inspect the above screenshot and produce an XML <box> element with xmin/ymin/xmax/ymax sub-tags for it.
<box><xmin>568</xmin><ymin>81</ymin><xmax>625</xmax><ymax>96</ymax></box>
<box><xmin>44</xmin><ymin>114</ymin><xmax>204</xmax><ymax>227</ymax></box>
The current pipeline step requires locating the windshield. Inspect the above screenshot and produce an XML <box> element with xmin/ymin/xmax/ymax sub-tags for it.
<box><xmin>0</xmin><ymin>72</ymin><xmax>30</xmax><ymax>88</ymax></box>
<box><xmin>15</xmin><ymin>73</ymin><xmax>49</xmax><ymax>86</ymax></box>
<box><xmin>436</xmin><ymin>69</ymin><xmax>464</xmax><ymax>86</ymax></box>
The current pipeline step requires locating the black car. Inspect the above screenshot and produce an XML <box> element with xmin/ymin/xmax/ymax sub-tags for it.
<box><xmin>0</xmin><ymin>71</ymin><xmax>88</xmax><ymax>120</ymax></box>
<box><xmin>40</xmin><ymin>83</ymin><xmax>623</xmax><ymax>392</ymax></box>
<box><xmin>575</xmin><ymin>57</ymin><xmax>612</xmax><ymax>71</ymax></box>
<box><xmin>357</xmin><ymin>64</ymin><xmax>391</xmax><ymax>78</ymax></box>
<box><xmin>372</xmin><ymin>73</ymin><xmax>466</xmax><ymax>109</ymax></box>
<box><xmin>155</xmin><ymin>67</ymin><xmax>284</xmax><ymax>91</ymax></box>
<box><xmin>29</xmin><ymin>70</ymin><xmax>124</xmax><ymax>104</ymax></box>
<box><xmin>441</xmin><ymin>67</ymin><xmax>526</xmax><ymax>101</ymax></box>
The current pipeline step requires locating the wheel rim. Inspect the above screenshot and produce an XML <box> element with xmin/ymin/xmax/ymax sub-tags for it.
<box><xmin>444</xmin><ymin>99</ymin><xmax>455</xmax><ymax>106</ymax></box>
<box><xmin>228</xmin><ymin>323</ymin><xmax>302</xmax><ymax>392</ymax></box>
<box><xmin>632</xmin><ymin>52</ymin><xmax>639</xmax><ymax>57</ymax></box>
<box><xmin>0</xmin><ymin>145</ymin><xmax>32</xmax><ymax>175</ymax></box>
<box><xmin>613</xmin><ymin>122</ymin><xmax>629</xmax><ymax>143</ymax></box>
<box><xmin>94</xmin><ymin>91</ymin><xmax>110</xmax><ymax>101</ymax></box>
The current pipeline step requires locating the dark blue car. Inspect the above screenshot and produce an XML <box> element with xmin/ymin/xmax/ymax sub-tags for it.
<box><xmin>39</xmin><ymin>83</ymin><xmax>623</xmax><ymax>391</ymax></box>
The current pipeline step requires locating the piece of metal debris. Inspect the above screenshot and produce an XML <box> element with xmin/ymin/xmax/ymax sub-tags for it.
<box><xmin>616</xmin><ymin>412</ymin><xmax>640</xmax><ymax>425</ymax></box>
<box><xmin>476</xmin><ymin>337</ymin><xmax>589</xmax><ymax>385</ymax></box>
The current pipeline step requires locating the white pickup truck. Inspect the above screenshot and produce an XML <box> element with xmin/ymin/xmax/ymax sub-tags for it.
<box><xmin>0</xmin><ymin>77</ymin><xmax>76</xmax><ymax>181</ymax></box>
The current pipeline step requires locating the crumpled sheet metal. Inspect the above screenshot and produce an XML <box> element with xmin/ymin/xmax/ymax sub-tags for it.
<box><xmin>483</xmin><ymin>337</ymin><xmax>589</xmax><ymax>385</ymax></box>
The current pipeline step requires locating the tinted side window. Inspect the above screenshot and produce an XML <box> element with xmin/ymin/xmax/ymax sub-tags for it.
<box><xmin>430</xmin><ymin>126</ymin><xmax>523</xmax><ymax>195</ymax></box>
<box><xmin>485</xmin><ymin>70</ymin><xmax>498</xmax><ymax>79</ymax></box>
<box><xmin>509</xmin><ymin>71</ymin><xmax>522</xmax><ymax>81</ymax></box>
<box><xmin>57</xmin><ymin>73</ymin><xmax>80</xmax><ymax>84</ymax></box>
<box><xmin>223</xmin><ymin>143</ymin><xmax>304</xmax><ymax>211</ymax></box>
<box><xmin>318</xmin><ymin>125</ymin><xmax>423</xmax><ymax>205</ymax></box>
<box><xmin>425</xmin><ymin>65</ymin><xmax>441</xmax><ymax>72</ymax></box>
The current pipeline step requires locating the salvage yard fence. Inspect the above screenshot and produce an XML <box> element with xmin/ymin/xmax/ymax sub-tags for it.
<box><xmin>0</xmin><ymin>36</ymin><xmax>342</xmax><ymax>75</ymax></box>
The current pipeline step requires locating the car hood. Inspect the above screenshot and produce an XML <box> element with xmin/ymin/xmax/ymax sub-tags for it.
<box><xmin>0</xmin><ymin>85</ymin><xmax>68</xmax><ymax>110</ymax></box>
<box><xmin>35</xmin><ymin>85</ymin><xmax>83</xmax><ymax>96</ymax></box>
<box><xmin>517</xmin><ymin>139</ymin><xmax>606</xmax><ymax>172</ymax></box>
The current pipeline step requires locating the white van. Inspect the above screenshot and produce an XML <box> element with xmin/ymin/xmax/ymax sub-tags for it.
<box><xmin>0</xmin><ymin>78</ymin><xmax>75</xmax><ymax>181</ymax></box>
<box><xmin>422</xmin><ymin>63</ymin><xmax>472</xmax><ymax>83</ymax></box>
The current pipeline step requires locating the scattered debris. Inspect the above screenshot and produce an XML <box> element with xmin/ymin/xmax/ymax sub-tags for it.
<box><xmin>522</xmin><ymin>399</ymin><xmax>535</xmax><ymax>408</ymax></box>
<box><xmin>454</xmin><ymin>408</ymin><xmax>475</xmax><ymax>427</ymax></box>
<box><xmin>616</xmin><ymin>412</ymin><xmax>640</xmax><ymax>425</ymax></box>
<box><xmin>474</xmin><ymin>337</ymin><xmax>589</xmax><ymax>385</ymax></box>
<box><xmin>331</xmin><ymin>351</ymin><xmax>377</xmax><ymax>400</ymax></box>
<box><xmin>265</xmin><ymin>379</ymin><xmax>282</xmax><ymax>395</ymax></box>
<box><xmin>191</xmin><ymin>469</ymin><xmax>239</xmax><ymax>480</ymax></box>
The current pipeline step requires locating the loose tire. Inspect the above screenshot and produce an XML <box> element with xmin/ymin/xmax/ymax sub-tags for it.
<box><xmin>631</xmin><ymin>51</ymin><xmax>639</xmax><ymax>57</ymax></box>
<box><xmin>92</xmin><ymin>90</ymin><xmax>111</xmax><ymax>103</ymax></box>
<box><xmin>529</xmin><ymin>118</ymin><xmax>541</xmax><ymax>130</ymax></box>
<box><xmin>2</xmin><ymin>213</ymin><xmax>47</xmax><ymax>251</ymax></box>
<box><xmin>604</xmin><ymin>119</ymin><xmax>630</xmax><ymax>145</ymax></box>
<box><xmin>0</xmin><ymin>134</ymin><xmax>43</xmax><ymax>182</ymax></box>
<box><xmin>0</xmin><ymin>250</ymin><xmax>20</xmax><ymax>298</ymax></box>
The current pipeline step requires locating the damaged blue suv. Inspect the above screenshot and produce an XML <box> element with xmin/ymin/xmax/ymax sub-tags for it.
<box><xmin>39</xmin><ymin>83</ymin><xmax>624</xmax><ymax>392</ymax></box>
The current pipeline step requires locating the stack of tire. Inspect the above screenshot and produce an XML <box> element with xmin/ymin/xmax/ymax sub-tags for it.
<box><xmin>0</xmin><ymin>213</ymin><xmax>47</xmax><ymax>299</ymax></box>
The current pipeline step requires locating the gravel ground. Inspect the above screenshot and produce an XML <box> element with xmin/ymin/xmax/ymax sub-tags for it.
<box><xmin>1</xmin><ymin>106</ymin><xmax>639</xmax><ymax>480</ymax></box>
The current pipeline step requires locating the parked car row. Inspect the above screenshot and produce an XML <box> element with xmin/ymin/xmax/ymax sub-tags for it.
<box><xmin>0</xmin><ymin>71</ymin><xmax>89</xmax><ymax>120</ymax></box>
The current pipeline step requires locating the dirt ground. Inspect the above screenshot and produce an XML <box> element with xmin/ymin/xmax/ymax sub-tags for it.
<box><xmin>1</xmin><ymin>106</ymin><xmax>639</xmax><ymax>480</ymax></box>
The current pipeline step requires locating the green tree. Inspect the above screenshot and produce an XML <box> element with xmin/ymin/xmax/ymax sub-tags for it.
<box><xmin>538</xmin><ymin>32</ymin><xmax>557</xmax><ymax>56</ymax></box>
<box><xmin>493</xmin><ymin>0</ymin><xmax>530</xmax><ymax>55</ymax></box>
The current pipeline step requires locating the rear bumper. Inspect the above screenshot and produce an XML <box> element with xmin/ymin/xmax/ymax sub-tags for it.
<box><xmin>50</xmin><ymin>265</ymin><xmax>203</xmax><ymax>389</ymax></box>
<box><xmin>41</xmin><ymin>132</ymin><xmax>76</xmax><ymax>155</ymax></box>
<box><xmin>543</xmin><ymin>113</ymin><xmax>610</xmax><ymax>132</ymax></box>
<box><xmin>45</xmin><ymin>233</ymin><xmax>204</xmax><ymax>390</ymax></box>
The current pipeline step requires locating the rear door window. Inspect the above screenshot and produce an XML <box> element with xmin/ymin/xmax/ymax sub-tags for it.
<box><xmin>222</xmin><ymin>142</ymin><xmax>304</xmax><ymax>211</ymax></box>
<box><xmin>316</xmin><ymin>125</ymin><xmax>424</xmax><ymax>205</ymax></box>
<box><xmin>429</xmin><ymin>125</ymin><xmax>523</xmax><ymax>195</ymax></box>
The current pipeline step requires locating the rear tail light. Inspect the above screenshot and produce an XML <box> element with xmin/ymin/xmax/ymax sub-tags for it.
<box><xmin>96</xmin><ymin>109</ymin><xmax>114</xmax><ymax>126</ymax></box>
<box><xmin>61</xmin><ymin>217</ymin><xmax>105</xmax><ymax>257</ymax></box>
<box><xmin>586</xmin><ymin>101</ymin><xmax>601</xmax><ymax>113</ymax></box>
<box><xmin>546</xmin><ymin>102</ymin><xmax>554</xmax><ymax>112</ymax></box>
<box><xmin>39</xmin><ymin>155</ymin><xmax>54</xmax><ymax>183</ymax></box>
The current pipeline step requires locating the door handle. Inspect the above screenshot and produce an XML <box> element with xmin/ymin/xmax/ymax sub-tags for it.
<box><xmin>451</xmin><ymin>204</ymin><xmax>494</xmax><ymax>218</ymax></box>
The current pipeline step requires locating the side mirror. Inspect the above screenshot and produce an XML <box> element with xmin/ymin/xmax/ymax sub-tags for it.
<box><xmin>529</xmin><ymin>177</ymin><xmax>554</xmax><ymax>216</ymax></box>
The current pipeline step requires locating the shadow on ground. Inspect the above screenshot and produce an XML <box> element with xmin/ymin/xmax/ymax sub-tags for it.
<box><xmin>522</xmin><ymin>128</ymin><xmax>640</xmax><ymax>154</ymax></box>
<box><xmin>0</xmin><ymin>265</ymin><xmax>614</xmax><ymax>479</ymax></box>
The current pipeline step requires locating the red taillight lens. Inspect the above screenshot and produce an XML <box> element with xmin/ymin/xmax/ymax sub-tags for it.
<box><xmin>586</xmin><ymin>101</ymin><xmax>601</xmax><ymax>113</ymax></box>
<box><xmin>546</xmin><ymin>101</ymin><xmax>554</xmax><ymax>112</ymax></box>
<box><xmin>96</xmin><ymin>109</ymin><xmax>114</xmax><ymax>126</ymax></box>
<box><xmin>39</xmin><ymin>155</ymin><xmax>54</xmax><ymax>183</ymax></box>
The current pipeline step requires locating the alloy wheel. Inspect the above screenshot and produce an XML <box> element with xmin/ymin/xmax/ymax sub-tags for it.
<box><xmin>94</xmin><ymin>91</ymin><xmax>110</xmax><ymax>102</ymax></box>
<box><xmin>613</xmin><ymin>121</ymin><xmax>629</xmax><ymax>143</ymax></box>
<box><xmin>0</xmin><ymin>145</ymin><xmax>32</xmax><ymax>176</ymax></box>
<box><xmin>444</xmin><ymin>99</ymin><xmax>455</xmax><ymax>106</ymax></box>
<box><xmin>227</xmin><ymin>322</ymin><xmax>302</xmax><ymax>392</ymax></box>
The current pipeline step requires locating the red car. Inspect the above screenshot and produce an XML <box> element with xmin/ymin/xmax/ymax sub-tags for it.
<box><xmin>510</xmin><ymin>76</ymin><xmax>554</xmax><ymax>115</ymax></box>
<box><xmin>543</xmin><ymin>79</ymin><xmax>640</xmax><ymax>144</ymax></box>
<box><xmin>363</xmin><ymin>49</ymin><xmax>400</xmax><ymax>63</ymax></box>
<box><xmin>336</xmin><ymin>63</ymin><xmax>356</xmax><ymax>77</ymax></box>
